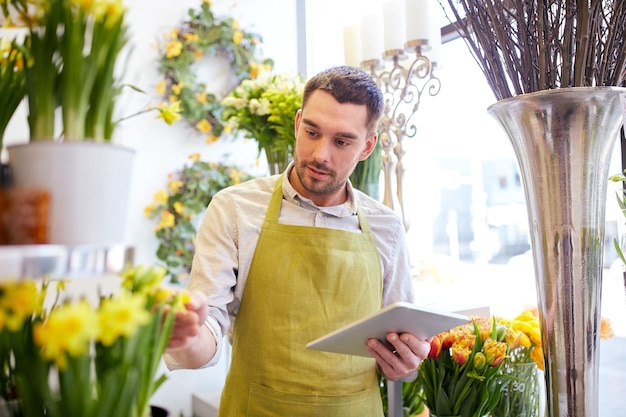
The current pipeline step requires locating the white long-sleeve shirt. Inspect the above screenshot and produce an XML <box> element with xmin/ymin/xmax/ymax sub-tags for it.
<box><xmin>169</xmin><ymin>165</ymin><xmax>414</xmax><ymax>369</ymax></box>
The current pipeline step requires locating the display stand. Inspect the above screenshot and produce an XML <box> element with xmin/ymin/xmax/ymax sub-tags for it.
<box><xmin>0</xmin><ymin>244</ymin><xmax>134</xmax><ymax>280</ymax></box>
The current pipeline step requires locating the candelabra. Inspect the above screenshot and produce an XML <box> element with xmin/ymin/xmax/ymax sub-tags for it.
<box><xmin>361</xmin><ymin>39</ymin><xmax>441</xmax><ymax>231</ymax></box>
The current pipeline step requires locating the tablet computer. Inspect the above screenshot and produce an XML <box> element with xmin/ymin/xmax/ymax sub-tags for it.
<box><xmin>306</xmin><ymin>302</ymin><xmax>470</xmax><ymax>357</ymax></box>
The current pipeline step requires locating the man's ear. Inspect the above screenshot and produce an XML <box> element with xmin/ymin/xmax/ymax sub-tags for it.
<box><xmin>359</xmin><ymin>133</ymin><xmax>378</xmax><ymax>161</ymax></box>
<box><xmin>294</xmin><ymin>109</ymin><xmax>302</xmax><ymax>136</ymax></box>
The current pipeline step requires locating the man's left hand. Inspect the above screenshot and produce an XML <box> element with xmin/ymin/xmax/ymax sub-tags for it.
<box><xmin>365</xmin><ymin>332</ymin><xmax>431</xmax><ymax>381</ymax></box>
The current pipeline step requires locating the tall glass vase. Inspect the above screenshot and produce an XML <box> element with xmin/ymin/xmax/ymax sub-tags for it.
<box><xmin>488</xmin><ymin>87</ymin><xmax>626</xmax><ymax>417</ymax></box>
<box><xmin>264</xmin><ymin>147</ymin><xmax>291</xmax><ymax>176</ymax></box>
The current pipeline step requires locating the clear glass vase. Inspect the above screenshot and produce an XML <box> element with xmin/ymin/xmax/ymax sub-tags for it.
<box><xmin>492</xmin><ymin>362</ymin><xmax>541</xmax><ymax>417</ymax></box>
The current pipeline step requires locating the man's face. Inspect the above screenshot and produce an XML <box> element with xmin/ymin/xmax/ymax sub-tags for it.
<box><xmin>290</xmin><ymin>90</ymin><xmax>377</xmax><ymax>207</ymax></box>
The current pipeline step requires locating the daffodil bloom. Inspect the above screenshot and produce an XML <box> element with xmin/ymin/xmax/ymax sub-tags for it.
<box><xmin>153</xmin><ymin>189</ymin><xmax>169</xmax><ymax>204</ymax></box>
<box><xmin>165</xmin><ymin>40</ymin><xmax>183</xmax><ymax>58</ymax></box>
<box><xmin>156</xmin><ymin>101</ymin><xmax>181</xmax><ymax>125</ymax></box>
<box><xmin>168</xmin><ymin>180</ymin><xmax>184</xmax><ymax>193</ymax></box>
<box><xmin>34</xmin><ymin>300</ymin><xmax>99</xmax><ymax>369</ymax></box>
<box><xmin>232</xmin><ymin>30</ymin><xmax>243</xmax><ymax>45</ymax></box>
<box><xmin>205</xmin><ymin>134</ymin><xmax>219</xmax><ymax>144</ymax></box>
<box><xmin>173</xmin><ymin>201</ymin><xmax>184</xmax><ymax>214</ymax></box>
<box><xmin>156</xmin><ymin>210</ymin><xmax>175</xmax><ymax>231</ymax></box>
<box><xmin>196</xmin><ymin>91</ymin><xmax>208</xmax><ymax>104</ymax></box>
<box><xmin>97</xmin><ymin>292</ymin><xmax>150</xmax><ymax>346</ymax></box>
<box><xmin>188</xmin><ymin>152</ymin><xmax>201</xmax><ymax>162</ymax></box>
<box><xmin>0</xmin><ymin>281</ymin><xmax>40</xmax><ymax>331</ymax></box>
<box><xmin>155</xmin><ymin>79</ymin><xmax>167</xmax><ymax>95</ymax></box>
<box><xmin>183</xmin><ymin>33</ymin><xmax>199</xmax><ymax>43</ymax></box>
<box><xmin>196</xmin><ymin>119</ymin><xmax>213</xmax><ymax>133</ymax></box>
<box><xmin>171</xmin><ymin>83</ymin><xmax>184</xmax><ymax>95</ymax></box>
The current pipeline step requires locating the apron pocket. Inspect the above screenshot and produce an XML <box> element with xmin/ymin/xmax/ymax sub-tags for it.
<box><xmin>246</xmin><ymin>382</ymin><xmax>383</xmax><ymax>417</ymax></box>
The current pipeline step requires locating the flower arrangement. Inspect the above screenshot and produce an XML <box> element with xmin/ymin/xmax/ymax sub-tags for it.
<box><xmin>220</xmin><ymin>70</ymin><xmax>305</xmax><ymax>172</ymax></box>
<box><xmin>0</xmin><ymin>0</ymin><xmax>179</xmax><ymax>142</ymax></box>
<box><xmin>437</xmin><ymin>0</ymin><xmax>626</xmax><ymax>100</ymax></box>
<box><xmin>144</xmin><ymin>153</ymin><xmax>254</xmax><ymax>284</ymax></box>
<box><xmin>416</xmin><ymin>317</ymin><xmax>513</xmax><ymax>417</ymax></box>
<box><xmin>0</xmin><ymin>36</ymin><xmax>24</xmax><ymax>149</ymax></box>
<box><xmin>156</xmin><ymin>0</ymin><xmax>273</xmax><ymax>141</ymax></box>
<box><xmin>0</xmin><ymin>265</ymin><xmax>188</xmax><ymax>417</ymax></box>
<box><xmin>490</xmin><ymin>308</ymin><xmax>615</xmax><ymax>417</ymax></box>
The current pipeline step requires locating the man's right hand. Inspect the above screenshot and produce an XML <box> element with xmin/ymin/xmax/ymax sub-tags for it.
<box><xmin>166</xmin><ymin>291</ymin><xmax>210</xmax><ymax>356</ymax></box>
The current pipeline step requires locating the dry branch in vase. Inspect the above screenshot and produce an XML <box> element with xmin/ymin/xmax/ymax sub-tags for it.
<box><xmin>438</xmin><ymin>0</ymin><xmax>626</xmax><ymax>100</ymax></box>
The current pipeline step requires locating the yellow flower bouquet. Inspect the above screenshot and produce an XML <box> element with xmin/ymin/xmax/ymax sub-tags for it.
<box><xmin>491</xmin><ymin>308</ymin><xmax>614</xmax><ymax>417</ymax></box>
<box><xmin>417</xmin><ymin>317</ymin><xmax>514</xmax><ymax>417</ymax></box>
<box><xmin>0</xmin><ymin>265</ymin><xmax>187</xmax><ymax>417</ymax></box>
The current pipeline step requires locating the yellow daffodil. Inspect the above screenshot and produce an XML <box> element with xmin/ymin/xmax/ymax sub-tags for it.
<box><xmin>156</xmin><ymin>210</ymin><xmax>175</xmax><ymax>231</ymax></box>
<box><xmin>196</xmin><ymin>119</ymin><xmax>212</xmax><ymax>133</ymax></box>
<box><xmin>173</xmin><ymin>201</ymin><xmax>184</xmax><ymax>214</ymax></box>
<box><xmin>183</xmin><ymin>33</ymin><xmax>199</xmax><ymax>43</ymax></box>
<box><xmin>196</xmin><ymin>91</ymin><xmax>208</xmax><ymax>104</ymax></box>
<box><xmin>97</xmin><ymin>292</ymin><xmax>150</xmax><ymax>346</ymax></box>
<box><xmin>188</xmin><ymin>152</ymin><xmax>201</xmax><ymax>162</ymax></box>
<box><xmin>156</xmin><ymin>101</ymin><xmax>181</xmax><ymax>125</ymax></box>
<box><xmin>205</xmin><ymin>134</ymin><xmax>219</xmax><ymax>144</ymax></box>
<box><xmin>34</xmin><ymin>300</ymin><xmax>99</xmax><ymax>369</ymax></box>
<box><xmin>168</xmin><ymin>180</ymin><xmax>183</xmax><ymax>193</ymax></box>
<box><xmin>155</xmin><ymin>79</ymin><xmax>167</xmax><ymax>95</ymax></box>
<box><xmin>232</xmin><ymin>30</ymin><xmax>243</xmax><ymax>45</ymax></box>
<box><xmin>165</xmin><ymin>40</ymin><xmax>183</xmax><ymax>58</ymax></box>
<box><xmin>171</xmin><ymin>83</ymin><xmax>184</xmax><ymax>95</ymax></box>
<box><xmin>153</xmin><ymin>189</ymin><xmax>169</xmax><ymax>204</ymax></box>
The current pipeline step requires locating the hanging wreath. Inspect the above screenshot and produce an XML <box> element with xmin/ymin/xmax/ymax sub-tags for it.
<box><xmin>144</xmin><ymin>153</ymin><xmax>256</xmax><ymax>284</ymax></box>
<box><xmin>156</xmin><ymin>1</ymin><xmax>273</xmax><ymax>141</ymax></box>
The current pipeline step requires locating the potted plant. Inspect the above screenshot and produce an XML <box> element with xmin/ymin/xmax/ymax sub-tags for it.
<box><xmin>0</xmin><ymin>0</ymin><xmax>178</xmax><ymax>245</ymax></box>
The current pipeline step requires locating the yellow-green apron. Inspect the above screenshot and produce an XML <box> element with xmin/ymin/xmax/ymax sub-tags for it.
<box><xmin>218</xmin><ymin>175</ymin><xmax>384</xmax><ymax>417</ymax></box>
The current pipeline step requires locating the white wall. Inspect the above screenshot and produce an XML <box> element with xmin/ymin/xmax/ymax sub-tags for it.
<box><xmin>3</xmin><ymin>1</ymin><xmax>299</xmax><ymax>416</ymax></box>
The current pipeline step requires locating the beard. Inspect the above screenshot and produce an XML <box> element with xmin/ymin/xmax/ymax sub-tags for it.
<box><xmin>294</xmin><ymin>158</ymin><xmax>350</xmax><ymax>198</ymax></box>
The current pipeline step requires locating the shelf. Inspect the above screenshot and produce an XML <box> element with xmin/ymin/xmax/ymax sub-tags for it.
<box><xmin>0</xmin><ymin>244</ymin><xmax>134</xmax><ymax>280</ymax></box>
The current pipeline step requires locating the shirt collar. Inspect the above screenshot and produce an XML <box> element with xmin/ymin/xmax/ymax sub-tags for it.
<box><xmin>282</xmin><ymin>163</ymin><xmax>357</xmax><ymax>217</ymax></box>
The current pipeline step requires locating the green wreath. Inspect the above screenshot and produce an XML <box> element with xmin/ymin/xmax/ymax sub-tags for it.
<box><xmin>145</xmin><ymin>153</ymin><xmax>256</xmax><ymax>284</ymax></box>
<box><xmin>156</xmin><ymin>1</ymin><xmax>273</xmax><ymax>140</ymax></box>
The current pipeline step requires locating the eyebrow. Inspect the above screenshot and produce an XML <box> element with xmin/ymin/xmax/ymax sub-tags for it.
<box><xmin>302</xmin><ymin>117</ymin><xmax>360</xmax><ymax>140</ymax></box>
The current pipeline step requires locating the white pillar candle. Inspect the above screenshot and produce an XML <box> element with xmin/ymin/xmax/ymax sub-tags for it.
<box><xmin>360</xmin><ymin>12</ymin><xmax>384</xmax><ymax>62</ymax></box>
<box><xmin>405</xmin><ymin>0</ymin><xmax>431</xmax><ymax>42</ymax></box>
<box><xmin>428</xmin><ymin>24</ymin><xmax>442</xmax><ymax>68</ymax></box>
<box><xmin>343</xmin><ymin>24</ymin><xmax>363</xmax><ymax>67</ymax></box>
<box><xmin>383</xmin><ymin>0</ymin><xmax>406</xmax><ymax>52</ymax></box>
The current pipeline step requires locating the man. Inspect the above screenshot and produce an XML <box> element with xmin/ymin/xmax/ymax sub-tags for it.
<box><xmin>165</xmin><ymin>66</ymin><xmax>430</xmax><ymax>416</ymax></box>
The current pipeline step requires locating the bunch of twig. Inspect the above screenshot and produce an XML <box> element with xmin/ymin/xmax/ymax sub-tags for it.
<box><xmin>438</xmin><ymin>0</ymin><xmax>626</xmax><ymax>100</ymax></box>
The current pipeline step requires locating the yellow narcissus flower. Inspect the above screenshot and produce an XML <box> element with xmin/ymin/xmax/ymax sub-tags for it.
<box><xmin>120</xmin><ymin>265</ymin><xmax>167</xmax><ymax>295</ymax></box>
<box><xmin>188</xmin><ymin>152</ymin><xmax>201</xmax><ymax>162</ymax></box>
<box><xmin>173</xmin><ymin>201</ymin><xmax>184</xmax><ymax>214</ymax></box>
<box><xmin>183</xmin><ymin>33</ymin><xmax>199</xmax><ymax>43</ymax></box>
<box><xmin>156</xmin><ymin>101</ymin><xmax>181</xmax><ymax>125</ymax></box>
<box><xmin>97</xmin><ymin>292</ymin><xmax>150</xmax><ymax>346</ymax></box>
<box><xmin>168</xmin><ymin>180</ymin><xmax>183</xmax><ymax>193</ymax></box>
<box><xmin>196</xmin><ymin>91</ymin><xmax>208</xmax><ymax>104</ymax></box>
<box><xmin>0</xmin><ymin>281</ymin><xmax>40</xmax><ymax>331</ymax></box>
<box><xmin>196</xmin><ymin>119</ymin><xmax>212</xmax><ymax>133</ymax></box>
<box><xmin>232</xmin><ymin>30</ymin><xmax>243</xmax><ymax>45</ymax></box>
<box><xmin>153</xmin><ymin>189</ymin><xmax>169</xmax><ymax>204</ymax></box>
<box><xmin>165</xmin><ymin>40</ymin><xmax>183</xmax><ymax>59</ymax></box>
<box><xmin>171</xmin><ymin>83</ymin><xmax>184</xmax><ymax>95</ymax></box>
<box><xmin>205</xmin><ymin>134</ymin><xmax>219</xmax><ymax>144</ymax></box>
<box><xmin>156</xmin><ymin>210</ymin><xmax>175</xmax><ymax>231</ymax></box>
<box><xmin>34</xmin><ymin>300</ymin><xmax>99</xmax><ymax>369</ymax></box>
<box><xmin>155</xmin><ymin>79</ymin><xmax>167</xmax><ymax>95</ymax></box>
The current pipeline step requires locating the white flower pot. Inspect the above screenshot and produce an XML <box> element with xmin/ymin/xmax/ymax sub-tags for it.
<box><xmin>7</xmin><ymin>142</ymin><xmax>135</xmax><ymax>246</ymax></box>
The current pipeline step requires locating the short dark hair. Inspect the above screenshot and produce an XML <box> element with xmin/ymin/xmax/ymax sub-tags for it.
<box><xmin>302</xmin><ymin>66</ymin><xmax>384</xmax><ymax>134</ymax></box>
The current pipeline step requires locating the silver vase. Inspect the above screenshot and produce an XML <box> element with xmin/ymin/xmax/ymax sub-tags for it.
<box><xmin>488</xmin><ymin>87</ymin><xmax>626</xmax><ymax>417</ymax></box>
